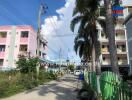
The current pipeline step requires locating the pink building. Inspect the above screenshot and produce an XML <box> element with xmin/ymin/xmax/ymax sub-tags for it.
<box><xmin>0</xmin><ymin>25</ymin><xmax>47</xmax><ymax>70</ymax></box>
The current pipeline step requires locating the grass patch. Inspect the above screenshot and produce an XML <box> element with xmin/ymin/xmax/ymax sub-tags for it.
<box><xmin>0</xmin><ymin>70</ymin><xmax>57</xmax><ymax>98</ymax></box>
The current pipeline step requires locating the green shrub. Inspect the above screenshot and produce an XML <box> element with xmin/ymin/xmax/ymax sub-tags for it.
<box><xmin>0</xmin><ymin>70</ymin><xmax>56</xmax><ymax>98</ymax></box>
<box><xmin>0</xmin><ymin>77</ymin><xmax>24</xmax><ymax>98</ymax></box>
<box><xmin>17</xmin><ymin>74</ymin><xmax>39</xmax><ymax>89</ymax></box>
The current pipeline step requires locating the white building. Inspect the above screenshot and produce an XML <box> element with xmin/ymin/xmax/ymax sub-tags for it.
<box><xmin>98</xmin><ymin>5</ymin><xmax>129</xmax><ymax>73</ymax></box>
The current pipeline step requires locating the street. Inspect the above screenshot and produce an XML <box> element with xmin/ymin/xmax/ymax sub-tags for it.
<box><xmin>1</xmin><ymin>74</ymin><xmax>79</xmax><ymax>100</ymax></box>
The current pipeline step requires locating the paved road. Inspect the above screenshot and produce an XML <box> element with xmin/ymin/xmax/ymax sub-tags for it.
<box><xmin>1</xmin><ymin>74</ymin><xmax>79</xmax><ymax>100</ymax></box>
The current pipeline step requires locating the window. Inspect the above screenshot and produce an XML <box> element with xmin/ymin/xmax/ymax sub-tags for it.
<box><xmin>0</xmin><ymin>32</ymin><xmax>7</xmax><ymax>38</ymax></box>
<box><xmin>102</xmin><ymin>45</ymin><xmax>105</xmax><ymax>48</ymax></box>
<box><xmin>21</xmin><ymin>31</ymin><xmax>28</xmax><ymax>38</ymax></box>
<box><xmin>19</xmin><ymin>45</ymin><xmax>27</xmax><ymax>51</ymax></box>
<box><xmin>103</xmin><ymin>57</ymin><xmax>105</xmax><ymax>61</ymax></box>
<box><xmin>128</xmin><ymin>8</ymin><xmax>132</xmax><ymax>13</ymax></box>
<box><xmin>117</xmin><ymin>45</ymin><xmax>119</xmax><ymax>48</ymax></box>
<box><xmin>122</xmin><ymin>45</ymin><xmax>125</xmax><ymax>48</ymax></box>
<box><xmin>0</xmin><ymin>59</ymin><xmax>4</xmax><ymax>66</ymax></box>
<box><xmin>116</xmin><ymin>33</ymin><xmax>118</xmax><ymax>37</ymax></box>
<box><xmin>42</xmin><ymin>53</ymin><xmax>46</xmax><ymax>58</ymax></box>
<box><xmin>100</xmin><ymin>7</ymin><xmax>105</xmax><ymax>16</ymax></box>
<box><xmin>39</xmin><ymin>51</ymin><xmax>41</xmax><ymax>56</ymax></box>
<box><xmin>101</xmin><ymin>33</ymin><xmax>105</xmax><ymax>37</ymax></box>
<box><xmin>118</xmin><ymin>57</ymin><xmax>120</xmax><ymax>60</ymax></box>
<box><xmin>107</xmin><ymin>45</ymin><xmax>109</xmax><ymax>49</ymax></box>
<box><xmin>0</xmin><ymin>45</ymin><xmax>5</xmax><ymax>52</ymax></box>
<box><xmin>122</xmin><ymin>45</ymin><xmax>126</xmax><ymax>51</ymax></box>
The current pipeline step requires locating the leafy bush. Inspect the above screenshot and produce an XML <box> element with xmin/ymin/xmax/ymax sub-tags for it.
<box><xmin>68</xmin><ymin>64</ymin><xmax>75</xmax><ymax>71</ymax></box>
<box><xmin>16</xmin><ymin>55</ymin><xmax>39</xmax><ymax>74</ymax></box>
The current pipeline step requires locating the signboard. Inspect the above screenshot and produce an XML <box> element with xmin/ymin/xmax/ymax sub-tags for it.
<box><xmin>112</xmin><ymin>6</ymin><xmax>124</xmax><ymax>16</ymax></box>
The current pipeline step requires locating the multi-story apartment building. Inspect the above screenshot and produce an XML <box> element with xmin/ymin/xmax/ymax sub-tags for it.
<box><xmin>0</xmin><ymin>25</ymin><xmax>47</xmax><ymax>70</ymax></box>
<box><xmin>98</xmin><ymin>6</ymin><xmax>129</xmax><ymax>72</ymax></box>
<box><xmin>124</xmin><ymin>4</ymin><xmax>132</xmax><ymax>74</ymax></box>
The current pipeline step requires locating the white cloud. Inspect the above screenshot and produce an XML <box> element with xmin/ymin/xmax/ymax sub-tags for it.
<box><xmin>41</xmin><ymin>0</ymin><xmax>78</xmax><ymax>60</ymax></box>
<box><xmin>41</xmin><ymin>0</ymin><xmax>132</xmax><ymax>60</ymax></box>
<box><xmin>123</xmin><ymin>0</ymin><xmax>132</xmax><ymax>5</ymax></box>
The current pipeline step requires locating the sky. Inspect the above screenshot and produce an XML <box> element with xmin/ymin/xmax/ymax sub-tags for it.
<box><xmin>0</xmin><ymin>0</ymin><xmax>79</xmax><ymax>61</ymax></box>
<box><xmin>0</xmin><ymin>0</ymin><xmax>131</xmax><ymax>61</ymax></box>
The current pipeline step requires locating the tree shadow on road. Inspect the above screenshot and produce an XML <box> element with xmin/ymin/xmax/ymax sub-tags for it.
<box><xmin>37</xmin><ymin>77</ymin><xmax>78</xmax><ymax>100</ymax></box>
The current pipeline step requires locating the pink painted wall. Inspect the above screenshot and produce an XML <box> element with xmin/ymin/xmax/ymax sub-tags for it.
<box><xmin>0</xmin><ymin>25</ymin><xmax>38</xmax><ymax>69</ymax></box>
<box><xmin>28</xmin><ymin>27</ymin><xmax>37</xmax><ymax>57</ymax></box>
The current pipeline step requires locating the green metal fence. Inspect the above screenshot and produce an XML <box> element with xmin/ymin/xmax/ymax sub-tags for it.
<box><xmin>84</xmin><ymin>71</ymin><xmax>132</xmax><ymax>100</ymax></box>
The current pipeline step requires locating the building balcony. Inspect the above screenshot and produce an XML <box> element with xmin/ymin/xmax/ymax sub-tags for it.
<box><xmin>116</xmin><ymin>29</ymin><xmax>125</xmax><ymax>34</ymax></box>
<box><xmin>118</xmin><ymin>60</ymin><xmax>128</xmax><ymax>65</ymax></box>
<box><xmin>101</xmin><ymin>36</ymin><xmax>126</xmax><ymax>41</ymax></box>
<box><xmin>117</xmin><ymin>48</ymin><xmax>126</xmax><ymax>53</ymax></box>
<box><xmin>0</xmin><ymin>38</ymin><xmax>6</xmax><ymax>44</ymax></box>
<box><xmin>0</xmin><ymin>52</ymin><xmax>5</xmax><ymax>58</ymax></box>
<box><xmin>102</xmin><ymin>59</ymin><xmax>128</xmax><ymax>65</ymax></box>
<box><xmin>102</xmin><ymin>60</ymin><xmax>110</xmax><ymax>65</ymax></box>
<box><xmin>20</xmin><ymin>38</ymin><xmax>28</xmax><ymax>44</ymax></box>
<box><xmin>116</xmin><ymin>17</ymin><xmax>124</xmax><ymax>24</ymax></box>
<box><xmin>19</xmin><ymin>51</ymin><xmax>28</xmax><ymax>57</ymax></box>
<box><xmin>102</xmin><ymin>49</ymin><xmax>127</xmax><ymax>57</ymax></box>
<box><xmin>101</xmin><ymin>48</ymin><xmax>109</xmax><ymax>54</ymax></box>
<box><xmin>116</xmin><ymin>40</ymin><xmax>126</xmax><ymax>44</ymax></box>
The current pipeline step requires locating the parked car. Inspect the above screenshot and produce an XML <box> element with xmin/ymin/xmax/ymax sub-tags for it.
<box><xmin>70</xmin><ymin>71</ymin><xmax>74</xmax><ymax>74</ymax></box>
<box><xmin>74</xmin><ymin>70</ymin><xmax>83</xmax><ymax>76</ymax></box>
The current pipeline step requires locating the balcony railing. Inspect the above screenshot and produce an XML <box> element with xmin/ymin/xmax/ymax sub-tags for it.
<box><xmin>0</xmin><ymin>51</ymin><xmax>5</xmax><ymax>58</ymax></box>
<box><xmin>118</xmin><ymin>60</ymin><xmax>128</xmax><ymax>65</ymax></box>
<box><xmin>116</xmin><ymin>36</ymin><xmax>125</xmax><ymax>40</ymax></box>
<box><xmin>20</xmin><ymin>38</ymin><xmax>28</xmax><ymax>44</ymax></box>
<box><xmin>102</xmin><ymin>60</ymin><xmax>110</xmax><ymax>65</ymax></box>
<box><xmin>102</xmin><ymin>48</ymin><xmax>126</xmax><ymax>55</ymax></box>
<box><xmin>102</xmin><ymin>60</ymin><xmax>128</xmax><ymax>65</ymax></box>
<box><xmin>19</xmin><ymin>51</ymin><xmax>28</xmax><ymax>56</ymax></box>
<box><xmin>116</xmin><ymin>29</ymin><xmax>125</xmax><ymax>34</ymax></box>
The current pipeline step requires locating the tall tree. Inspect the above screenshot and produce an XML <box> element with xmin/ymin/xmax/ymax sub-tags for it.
<box><xmin>104</xmin><ymin>0</ymin><xmax>119</xmax><ymax>74</ymax></box>
<box><xmin>71</xmin><ymin>0</ymin><xmax>104</xmax><ymax>73</ymax></box>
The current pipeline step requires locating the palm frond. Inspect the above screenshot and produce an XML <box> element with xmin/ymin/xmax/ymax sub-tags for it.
<box><xmin>79</xmin><ymin>44</ymin><xmax>84</xmax><ymax>58</ymax></box>
<box><xmin>72</xmin><ymin>7</ymin><xmax>79</xmax><ymax>16</ymax></box>
<box><xmin>97</xmin><ymin>17</ymin><xmax>106</xmax><ymax>34</ymax></box>
<box><xmin>70</xmin><ymin>15</ymin><xmax>83</xmax><ymax>32</ymax></box>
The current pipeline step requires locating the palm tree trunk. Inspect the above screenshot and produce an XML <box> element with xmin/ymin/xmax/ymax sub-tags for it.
<box><xmin>96</xmin><ymin>58</ymin><xmax>101</xmax><ymax>75</ymax></box>
<box><xmin>104</xmin><ymin>0</ymin><xmax>119</xmax><ymax>74</ymax></box>
<box><xmin>92</xmin><ymin>45</ymin><xmax>96</xmax><ymax>72</ymax></box>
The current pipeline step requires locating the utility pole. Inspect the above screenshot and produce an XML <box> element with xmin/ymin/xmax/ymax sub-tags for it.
<box><xmin>36</xmin><ymin>4</ymin><xmax>47</xmax><ymax>80</ymax></box>
<box><xmin>59</xmin><ymin>48</ymin><xmax>61</xmax><ymax>71</ymax></box>
<box><xmin>66</xmin><ymin>48</ymin><xmax>70</xmax><ymax>67</ymax></box>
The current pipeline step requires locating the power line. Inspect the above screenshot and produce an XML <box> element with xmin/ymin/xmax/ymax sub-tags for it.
<box><xmin>0</xmin><ymin>5</ymin><xmax>24</xmax><ymax>24</ymax></box>
<box><xmin>1</xmin><ymin>0</ymin><xmax>37</xmax><ymax>27</ymax></box>
<box><xmin>46</xmin><ymin>9</ymin><xmax>69</xmax><ymax>47</ymax></box>
<box><xmin>40</xmin><ymin>1</ymin><xmax>69</xmax><ymax>49</ymax></box>
<box><xmin>51</xmin><ymin>34</ymin><xmax>77</xmax><ymax>37</ymax></box>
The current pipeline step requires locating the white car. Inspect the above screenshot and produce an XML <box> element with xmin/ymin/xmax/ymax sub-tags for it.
<box><xmin>74</xmin><ymin>70</ymin><xmax>82</xmax><ymax>76</ymax></box>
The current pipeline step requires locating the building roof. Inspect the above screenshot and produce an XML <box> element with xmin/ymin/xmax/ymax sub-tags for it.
<box><xmin>0</xmin><ymin>25</ymin><xmax>36</xmax><ymax>33</ymax></box>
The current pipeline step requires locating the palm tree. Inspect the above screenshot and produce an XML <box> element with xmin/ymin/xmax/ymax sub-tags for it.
<box><xmin>74</xmin><ymin>33</ymin><xmax>92</xmax><ymax>62</ymax></box>
<box><xmin>74</xmin><ymin>29</ymin><xmax>101</xmax><ymax>72</ymax></box>
<box><xmin>103</xmin><ymin>0</ymin><xmax>119</xmax><ymax>74</ymax></box>
<box><xmin>71</xmin><ymin>0</ymin><xmax>104</xmax><ymax>73</ymax></box>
